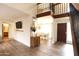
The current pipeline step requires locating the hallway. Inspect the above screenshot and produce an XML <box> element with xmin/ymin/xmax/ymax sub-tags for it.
<box><xmin>0</xmin><ymin>38</ymin><xmax>74</xmax><ymax>56</ymax></box>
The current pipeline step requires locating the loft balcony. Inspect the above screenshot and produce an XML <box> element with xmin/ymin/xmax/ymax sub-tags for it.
<box><xmin>37</xmin><ymin>3</ymin><xmax>70</xmax><ymax>18</ymax></box>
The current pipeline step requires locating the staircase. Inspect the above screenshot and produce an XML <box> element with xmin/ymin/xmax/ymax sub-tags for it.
<box><xmin>70</xmin><ymin>3</ymin><xmax>79</xmax><ymax>56</ymax></box>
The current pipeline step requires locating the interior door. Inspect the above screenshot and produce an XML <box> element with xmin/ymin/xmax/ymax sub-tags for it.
<box><xmin>57</xmin><ymin>23</ymin><xmax>67</xmax><ymax>43</ymax></box>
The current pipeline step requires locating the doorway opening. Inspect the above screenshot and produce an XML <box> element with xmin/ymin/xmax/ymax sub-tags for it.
<box><xmin>2</xmin><ymin>23</ymin><xmax>9</xmax><ymax>40</ymax></box>
<box><xmin>35</xmin><ymin>16</ymin><xmax>53</xmax><ymax>46</ymax></box>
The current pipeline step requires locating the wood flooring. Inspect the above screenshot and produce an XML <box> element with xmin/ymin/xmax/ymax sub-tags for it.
<box><xmin>0</xmin><ymin>38</ymin><xmax>74</xmax><ymax>56</ymax></box>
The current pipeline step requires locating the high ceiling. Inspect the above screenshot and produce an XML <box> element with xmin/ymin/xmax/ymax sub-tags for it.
<box><xmin>4</xmin><ymin>3</ymin><xmax>37</xmax><ymax>14</ymax></box>
<box><xmin>72</xmin><ymin>3</ymin><xmax>79</xmax><ymax>11</ymax></box>
<box><xmin>0</xmin><ymin>3</ymin><xmax>36</xmax><ymax>22</ymax></box>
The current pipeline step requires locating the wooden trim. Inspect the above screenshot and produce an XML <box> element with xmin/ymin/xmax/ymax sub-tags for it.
<box><xmin>72</xmin><ymin>29</ymin><xmax>79</xmax><ymax>55</ymax></box>
<box><xmin>50</xmin><ymin>3</ymin><xmax>55</xmax><ymax>13</ymax></box>
<box><xmin>53</xmin><ymin>3</ymin><xmax>61</xmax><ymax>6</ymax></box>
<box><xmin>37</xmin><ymin>11</ymin><xmax>51</xmax><ymax>18</ymax></box>
<box><xmin>37</xmin><ymin>3</ymin><xmax>41</xmax><ymax>5</ymax></box>
<box><xmin>53</xmin><ymin>13</ymin><xmax>70</xmax><ymax>18</ymax></box>
<box><xmin>69</xmin><ymin>3</ymin><xmax>79</xmax><ymax>56</ymax></box>
<box><xmin>37</xmin><ymin>12</ymin><xmax>70</xmax><ymax>18</ymax></box>
<box><xmin>70</xmin><ymin>16</ymin><xmax>79</xmax><ymax>56</ymax></box>
<box><xmin>2</xmin><ymin>24</ymin><xmax>3</xmax><ymax>39</ymax></box>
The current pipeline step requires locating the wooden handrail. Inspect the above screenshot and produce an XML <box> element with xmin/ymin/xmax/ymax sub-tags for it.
<box><xmin>70</xmin><ymin>3</ymin><xmax>79</xmax><ymax>56</ymax></box>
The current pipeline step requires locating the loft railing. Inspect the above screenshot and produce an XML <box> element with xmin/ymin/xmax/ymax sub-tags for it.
<box><xmin>37</xmin><ymin>3</ymin><xmax>51</xmax><ymax>14</ymax></box>
<box><xmin>53</xmin><ymin>3</ymin><xmax>70</xmax><ymax>15</ymax></box>
<box><xmin>37</xmin><ymin>3</ymin><xmax>70</xmax><ymax>18</ymax></box>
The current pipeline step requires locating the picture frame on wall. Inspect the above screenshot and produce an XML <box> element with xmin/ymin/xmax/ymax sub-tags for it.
<box><xmin>16</xmin><ymin>21</ymin><xmax>23</xmax><ymax>32</ymax></box>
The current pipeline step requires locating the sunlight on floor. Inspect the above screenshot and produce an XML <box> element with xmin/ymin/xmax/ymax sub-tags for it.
<box><xmin>62</xmin><ymin>44</ymin><xmax>74</xmax><ymax>56</ymax></box>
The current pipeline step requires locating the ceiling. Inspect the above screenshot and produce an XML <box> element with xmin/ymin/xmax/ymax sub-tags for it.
<box><xmin>0</xmin><ymin>3</ymin><xmax>36</xmax><ymax>22</ymax></box>
<box><xmin>4</xmin><ymin>3</ymin><xmax>36</xmax><ymax>14</ymax></box>
<box><xmin>72</xmin><ymin>3</ymin><xmax>79</xmax><ymax>11</ymax></box>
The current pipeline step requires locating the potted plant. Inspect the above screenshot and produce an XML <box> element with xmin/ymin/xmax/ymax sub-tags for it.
<box><xmin>31</xmin><ymin>25</ymin><xmax>36</xmax><ymax>32</ymax></box>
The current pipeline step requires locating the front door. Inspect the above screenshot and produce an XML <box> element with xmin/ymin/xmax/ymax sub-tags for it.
<box><xmin>57</xmin><ymin>23</ymin><xmax>67</xmax><ymax>43</ymax></box>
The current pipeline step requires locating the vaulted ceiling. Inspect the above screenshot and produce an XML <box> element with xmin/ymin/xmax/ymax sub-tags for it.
<box><xmin>4</xmin><ymin>3</ymin><xmax>37</xmax><ymax>15</ymax></box>
<box><xmin>0</xmin><ymin>3</ymin><xmax>36</xmax><ymax>22</ymax></box>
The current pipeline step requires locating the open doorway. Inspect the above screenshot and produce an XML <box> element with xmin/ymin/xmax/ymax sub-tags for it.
<box><xmin>35</xmin><ymin>16</ymin><xmax>53</xmax><ymax>46</ymax></box>
<box><xmin>2</xmin><ymin>23</ymin><xmax>9</xmax><ymax>40</ymax></box>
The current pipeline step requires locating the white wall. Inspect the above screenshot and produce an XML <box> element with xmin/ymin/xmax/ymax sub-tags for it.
<box><xmin>10</xmin><ymin>16</ymin><xmax>32</xmax><ymax>47</ymax></box>
<box><xmin>67</xmin><ymin>22</ymin><xmax>72</xmax><ymax>43</ymax></box>
<box><xmin>4</xmin><ymin>3</ymin><xmax>37</xmax><ymax>17</ymax></box>
<box><xmin>53</xmin><ymin>17</ymin><xmax>72</xmax><ymax>43</ymax></box>
<box><xmin>0</xmin><ymin>15</ymin><xmax>32</xmax><ymax>47</ymax></box>
<box><xmin>36</xmin><ymin>16</ymin><xmax>53</xmax><ymax>40</ymax></box>
<box><xmin>51</xmin><ymin>21</ymin><xmax>57</xmax><ymax>43</ymax></box>
<box><xmin>0</xmin><ymin>4</ymin><xmax>36</xmax><ymax>47</ymax></box>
